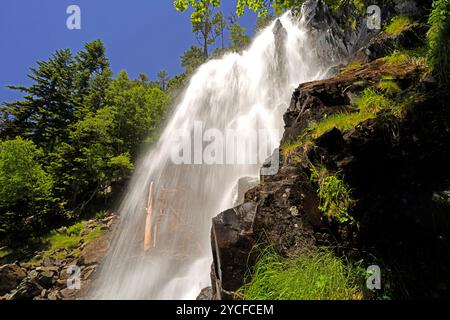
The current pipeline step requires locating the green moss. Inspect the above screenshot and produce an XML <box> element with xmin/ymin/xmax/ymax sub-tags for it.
<box><xmin>311</xmin><ymin>167</ymin><xmax>355</xmax><ymax>224</ymax></box>
<box><xmin>385</xmin><ymin>16</ymin><xmax>415</xmax><ymax>36</ymax></box>
<box><xmin>340</xmin><ymin>61</ymin><xmax>362</xmax><ymax>75</ymax></box>
<box><xmin>239</xmin><ymin>247</ymin><xmax>361</xmax><ymax>300</ymax></box>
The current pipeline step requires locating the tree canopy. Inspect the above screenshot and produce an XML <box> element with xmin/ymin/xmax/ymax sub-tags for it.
<box><xmin>0</xmin><ymin>41</ymin><xmax>171</xmax><ymax>246</ymax></box>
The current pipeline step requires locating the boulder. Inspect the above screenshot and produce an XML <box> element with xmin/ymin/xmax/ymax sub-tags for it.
<box><xmin>196</xmin><ymin>287</ymin><xmax>213</xmax><ymax>300</ymax></box>
<box><xmin>8</xmin><ymin>279</ymin><xmax>43</xmax><ymax>300</ymax></box>
<box><xmin>211</xmin><ymin>202</ymin><xmax>257</xmax><ymax>299</ymax></box>
<box><xmin>0</xmin><ymin>264</ymin><xmax>27</xmax><ymax>295</ymax></box>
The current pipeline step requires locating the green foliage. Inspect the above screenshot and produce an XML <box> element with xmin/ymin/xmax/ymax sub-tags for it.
<box><xmin>380</xmin><ymin>51</ymin><xmax>411</xmax><ymax>65</ymax></box>
<box><xmin>311</xmin><ymin>167</ymin><xmax>355</xmax><ymax>224</ymax></box>
<box><xmin>157</xmin><ymin>70</ymin><xmax>169</xmax><ymax>91</ymax></box>
<box><xmin>355</xmin><ymin>87</ymin><xmax>392</xmax><ymax>113</ymax></box>
<box><xmin>95</xmin><ymin>210</ymin><xmax>108</xmax><ymax>219</ymax></box>
<box><xmin>254</xmin><ymin>12</ymin><xmax>276</xmax><ymax>33</ymax></box>
<box><xmin>0</xmin><ymin>41</ymin><xmax>170</xmax><ymax>244</ymax></box>
<box><xmin>376</xmin><ymin>77</ymin><xmax>401</xmax><ymax>96</ymax></box>
<box><xmin>0</xmin><ymin>247</ymin><xmax>12</xmax><ymax>259</ymax></box>
<box><xmin>380</xmin><ymin>48</ymin><xmax>429</xmax><ymax>68</ymax></box>
<box><xmin>181</xmin><ymin>46</ymin><xmax>207</xmax><ymax>73</ymax></box>
<box><xmin>67</xmin><ymin>222</ymin><xmax>84</xmax><ymax>236</ymax></box>
<box><xmin>228</xmin><ymin>17</ymin><xmax>251</xmax><ymax>51</ymax></box>
<box><xmin>240</xmin><ymin>247</ymin><xmax>361</xmax><ymax>300</ymax></box>
<box><xmin>307</xmin><ymin>88</ymin><xmax>390</xmax><ymax>138</ymax></box>
<box><xmin>0</xmin><ymin>138</ymin><xmax>53</xmax><ymax>207</ymax></box>
<box><xmin>0</xmin><ymin>138</ymin><xmax>54</xmax><ymax>243</ymax></box>
<box><xmin>427</xmin><ymin>0</ymin><xmax>450</xmax><ymax>89</ymax></box>
<box><xmin>340</xmin><ymin>61</ymin><xmax>362</xmax><ymax>74</ymax></box>
<box><xmin>44</xmin><ymin>230</ymin><xmax>81</xmax><ymax>252</ymax></box>
<box><xmin>167</xmin><ymin>73</ymin><xmax>188</xmax><ymax>95</ymax></box>
<box><xmin>385</xmin><ymin>16</ymin><xmax>415</xmax><ymax>36</ymax></box>
<box><xmin>39</xmin><ymin>220</ymin><xmax>103</xmax><ymax>260</ymax></box>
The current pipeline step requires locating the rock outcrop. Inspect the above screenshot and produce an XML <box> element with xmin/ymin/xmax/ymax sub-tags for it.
<box><xmin>210</xmin><ymin>49</ymin><xmax>449</xmax><ymax>298</ymax></box>
<box><xmin>0</xmin><ymin>214</ymin><xmax>118</xmax><ymax>300</ymax></box>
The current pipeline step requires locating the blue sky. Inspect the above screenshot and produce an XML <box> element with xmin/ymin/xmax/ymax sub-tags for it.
<box><xmin>0</xmin><ymin>0</ymin><xmax>257</xmax><ymax>103</ymax></box>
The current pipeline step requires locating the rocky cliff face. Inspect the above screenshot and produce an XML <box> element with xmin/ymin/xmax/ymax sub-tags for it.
<box><xmin>209</xmin><ymin>1</ymin><xmax>450</xmax><ymax>299</ymax></box>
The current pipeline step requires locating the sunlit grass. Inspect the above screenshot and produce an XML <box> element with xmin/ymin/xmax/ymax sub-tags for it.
<box><xmin>239</xmin><ymin>247</ymin><xmax>362</xmax><ymax>300</ymax></box>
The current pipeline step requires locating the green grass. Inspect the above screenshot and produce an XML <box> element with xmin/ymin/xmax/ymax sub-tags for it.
<box><xmin>311</xmin><ymin>167</ymin><xmax>355</xmax><ymax>224</ymax></box>
<box><xmin>309</xmin><ymin>113</ymin><xmax>371</xmax><ymax>139</ymax></box>
<box><xmin>38</xmin><ymin>221</ymin><xmax>103</xmax><ymax>261</ymax></box>
<box><xmin>376</xmin><ymin>77</ymin><xmax>401</xmax><ymax>96</ymax></box>
<box><xmin>308</xmin><ymin>88</ymin><xmax>392</xmax><ymax>139</ymax></box>
<box><xmin>43</xmin><ymin>231</ymin><xmax>81</xmax><ymax>252</ymax></box>
<box><xmin>380</xmin><ymin>48</ymin><xmax>429</xmax><ymax>68</ymax></box>
<box><xmin>385</xmin><ymin>16</ymin><xmax>415</xmax><ymax>36</ymax></box>
<box><xmin>380</xmin><ymin>51</ymin><xmax>411</xmax><ymax>65</ymax></box>
<box><xmin>67</xmin><ymin>222</ymin><xmax>84</xmax><ymax>236</ymax></box>
<box><xmin>85</xmin><ymin>226</ymin><xmax>102</xmax><ymax>242</ymax></box>
<box><xmin>239</xmin><ymin>247</ymin><xmax>361</xmax><ymax>300</ymax></box>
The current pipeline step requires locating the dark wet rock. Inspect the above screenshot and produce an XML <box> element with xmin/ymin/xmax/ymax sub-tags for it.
<box><xmin>314</xmin><ymin>127</ymin><xmax>345</xmax><ymax>154</ymax></box>
<box><xmin>355</xmin><ymin>22</ymin><xmax>427</xmax><ymax>63</ymax></box>
<box><xmin>8</xmin><ymin>279</ymin><xmax>43</xmax><ymax>300</ymax></box>
<box><xmin>196</xmin><ymin>287</ymin><xmax>213</xmax><ymax>300</ymax></box>
<box><xmin>211</xmin><ymin>202</ymin><xmax>258</xmax><ymax>299</ymax></box>
<box><xmin>0</xmin><ymin>263</ymin><xmax>27</xmax><ymax>295</ymax></box>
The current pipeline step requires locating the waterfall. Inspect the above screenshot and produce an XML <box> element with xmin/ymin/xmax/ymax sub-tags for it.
<box><xmin>90</xmin><ymin>9</ymin><xmax>344</xmax><ymax>300</ymax></box>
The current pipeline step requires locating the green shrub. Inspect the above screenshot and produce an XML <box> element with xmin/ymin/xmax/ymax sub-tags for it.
<box><xmin>0</xmin><ymin>138</ymin><xmax>54</xmax><ymax>243</ymax></box>
<box><xmin>355</xmin><ymin>88</ymin><xmax>392</xmax><ymax>113</ymax></box>
<box><xmin>311</xmin><ymin>167</ymin><xmax>355</xmax><ymax>224</ymax></box>
<box><xmin>377</xmin><ymin>78</ymin><xmax>401</xmax><ymax>96</ymax></box>
<box><xmin>240</xmin><ymin>247</ymin><xmax>361</xmax><ymax>300</ymax></box>
<box><xmin>66</xmin><ymin>222</ymin><xmax>84</xmax><ymax>236</ymax></box>
<box><xmin>385</xmin><ymin>16</ymin><xmax>414</xmax><ymax>36</ymax></box>
<box><xmin>95</xmin><ymin>210</ymin><xmax>108</xmax><ymax>219</ymax></box>
<box><xmin>380</xmin><ymin>51</ymin><xmax>411</xmax><ymax>65</ymax></box>
<box><xmin>44</xmin><ymin>231</ymin><xmax>81</xmax><ymax>252</ymax></box>
<box><xmin>427</xmin><ymin>0</ymin><xmax>450</xmax><ymax>89</ymax></box>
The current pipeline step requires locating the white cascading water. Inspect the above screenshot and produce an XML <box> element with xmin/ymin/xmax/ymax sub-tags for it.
<box><xmin>90</xmin><ymin>9</ymin><xmax>344</xmax><ymax>300</ymax></box>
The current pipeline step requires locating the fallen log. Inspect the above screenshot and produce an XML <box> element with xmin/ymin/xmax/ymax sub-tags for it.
<box><xmin>144</xmin><ymin>182</ymin><xmax>154</xmax><ymax>252</ymax></box>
